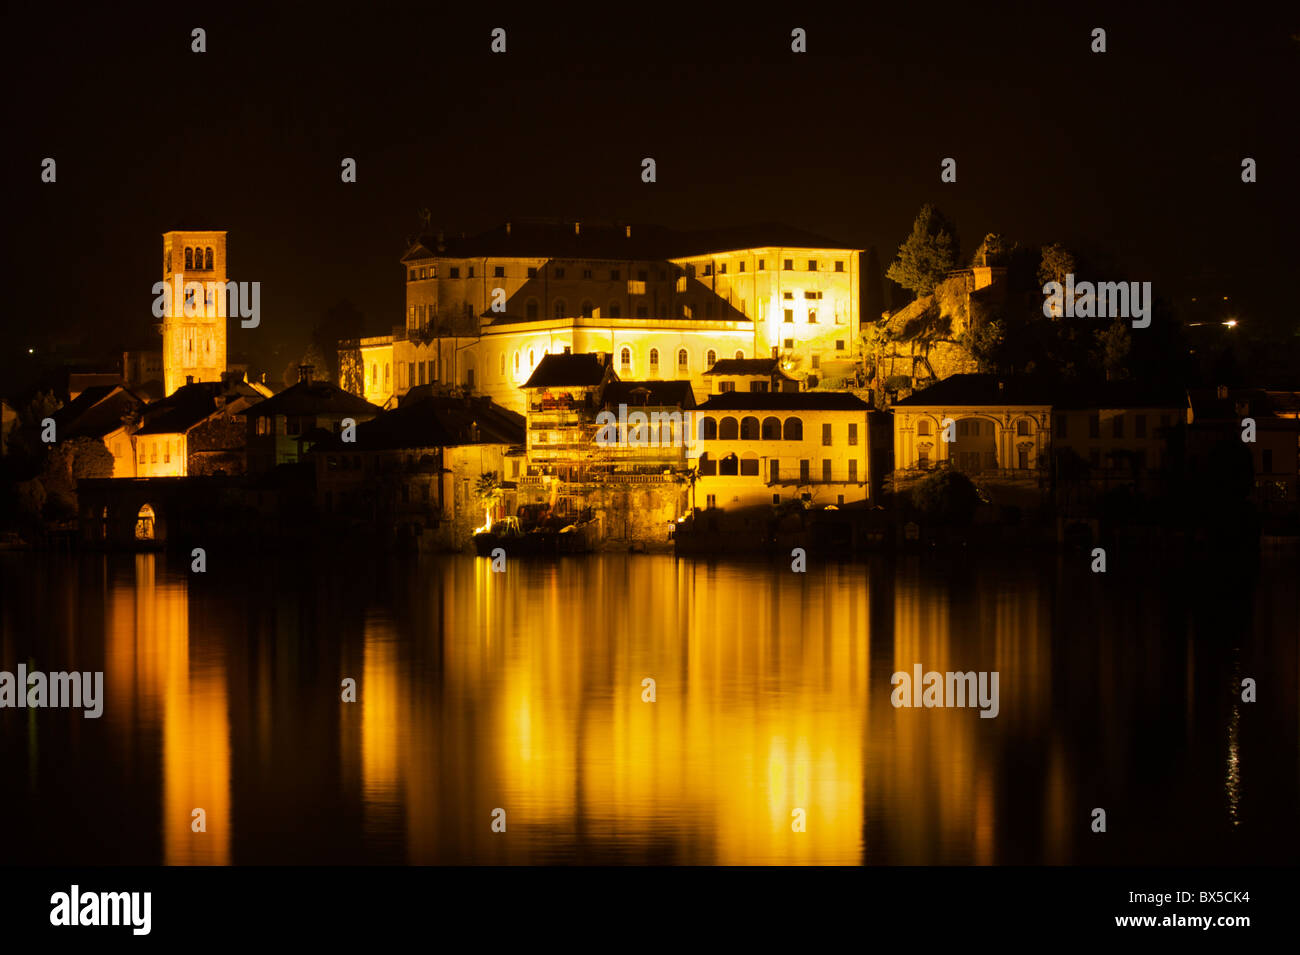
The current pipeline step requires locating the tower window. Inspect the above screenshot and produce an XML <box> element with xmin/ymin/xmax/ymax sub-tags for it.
<box><xmin>185</xmin><ymin>247</ymin><xmax>193</xmax><ymax>270</ymax></box>
<box><xmin>205</xmin><ymin>247</ymin><xmax>213</xmax><ymax>270</ymax></box>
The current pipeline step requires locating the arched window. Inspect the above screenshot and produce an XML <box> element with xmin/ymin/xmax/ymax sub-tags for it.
<box><xmin>761</xmin><ymin>416</ymin><xmax>781</xmax><ymax>440</ymax></box>
<box><xmin>735</xmin><ymin>350</ymin><xmax>745</xmax><ymax>360</ymax></box>
<box><xmin>740</xmin><ymin>416</ymin><xmax>760</xmax><ymax>440</ymax></box>
<box><xmin>783</xmin><ymin>417</ymin><xmax>803</xmax><ymax>440</ymax></box>
<box><xmin>204</xmin><ymin>247</ymin><xmax>213</xmax><ymax>270</ymax></box>
<box><xmin>649</xmin><ymin>348</ymin><xmax>659</xmax><ymax>371</ymax></box>
<box><xmin>528</xmin><ymin>348</ymin><xmax>535</xmax><ymax>368</ymax></box>
<box><xmin>135</xmin><ymin>504</ymin><xmax>156</xmax><ymax>541</ymax></box>
<box><xmin>706</xmin><ymin>349</ymin><xmax>717</xmax><ymax>368</ymax></box>
<box><xmin>553</xmin><ymin>299</ymin><xmax>566</xmax><ymax>320</ymax></box>
<box><xmin>698</xmin><ymin>453</ymin><xmax>717</xmax><ymax>476</ymax></box>
<box><xmin>719</xmin><ymin>417</ymin><xmax>739</xmax><ymax>440</ymax></box>
<box><xmin>917</xmin><ymin>419</ymin><xmax>931</xmax><ymax>436</ymax></box>
<box><xmin>184</xmin><ymin>247</ymin><xmax>193</xmax><ymax>269</ymax></box>
<box><xmin>677</xmin><ymin>349</ymin><xmax>688</xmax><ymax>370</ymax></box>
<box><xmin>720</xmin><ymin>453</ymin><xmax>739</xmax><ymax>476</ymax></box>
<box><xmin>525</xmin><ymin>297</ymin><xmax>540</xmax><ymax>320</ymax></box>
<box><xmin>700</xmin><ymin>416</ymin><xmax>718</xmax><ymax>440</ymax></box>
<box><xmin>581</xmin><ymin>300</ymin><xmax>594</xmax><ymax>318</ymax></box>
<box><xmin>370</xmin><ymin>363</ymin><xmax>377</xmax><ymax>385</ymax></box>
<box><xmin>499</xmin><ymin>353</ymin><xmax>505</xmax><ymax>375</ymax></box>
<box><xmin>513</xmin><ymin>352</ymin><xmax>520</xmax><ymax>373</ymax></box>
<box><xmin>384</xmin><ymin>364</ymin><xmax>390</xmax><ymax>387</ymax></box>
<box><xmin>620</xmin><ymin>347</ymin><xmax>632</xmax><ymax>373</ymax></box>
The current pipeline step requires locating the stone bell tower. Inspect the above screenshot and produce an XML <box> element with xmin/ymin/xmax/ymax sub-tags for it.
<box><xmin>160</xmin><ymin>230</ymin><xmax>228</xmax><ymax>396</ymax></box>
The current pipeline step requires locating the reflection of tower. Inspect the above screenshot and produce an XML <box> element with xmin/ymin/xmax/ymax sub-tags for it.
<box><xmin>161</xmin><ymin>230</ymin><xmax>228</xmax><ymax>396</ymax></box>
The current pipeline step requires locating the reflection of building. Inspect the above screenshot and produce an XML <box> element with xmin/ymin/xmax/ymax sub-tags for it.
<box><xmin>689</xmin><ymin>392</ymin><xmax>872</xmax><ymax>511</ymax></box>
<box><xmin>160</xmin><ymin>230</ymin><xmax>229</xmax><ymax>397</ymax></box>
<box><xmin>343</xmin><ymin>221</ymin><xmax>862</xmax><ymax>415</ymax></box>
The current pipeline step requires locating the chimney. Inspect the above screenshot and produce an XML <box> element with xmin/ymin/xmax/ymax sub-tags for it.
<box><xmin>298</xmin><ymin>364</ymin><xmax>313</xmax><ymax>384</ymax></box>
<box><xmin>186</xmin><ymin>375</ymin><xmax>194</xmax><ymax>386</ymax></box>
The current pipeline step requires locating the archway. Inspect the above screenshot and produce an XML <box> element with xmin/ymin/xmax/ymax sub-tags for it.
<box><xmin>135</xmin><ymin>503</ymin><xmax>156</xmax><ymax>541</ymax></box>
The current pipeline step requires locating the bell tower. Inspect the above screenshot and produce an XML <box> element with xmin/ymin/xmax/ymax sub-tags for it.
<box><xmin>160</xmin><ymin>230</ymin><xmax>228</xmax><ymax>396</ymax></box>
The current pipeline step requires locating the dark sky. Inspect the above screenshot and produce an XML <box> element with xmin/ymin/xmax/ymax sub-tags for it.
<box><xmin>5</xmin><ymin>3</ymin><xmax>1296</xmax><ymax>386</ymax></box>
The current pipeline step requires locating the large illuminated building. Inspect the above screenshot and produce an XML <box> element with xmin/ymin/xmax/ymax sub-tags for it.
<box><xmin>342</xmin><ymin>220</ymin><xmax>863</xmax><ymax>414</ymax></box>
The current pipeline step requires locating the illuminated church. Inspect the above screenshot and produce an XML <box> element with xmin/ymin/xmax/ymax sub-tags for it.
<box><xmin>344</xmin><ymin>220</ymin><xmax>864</xmax><ymax>413</ymax></box>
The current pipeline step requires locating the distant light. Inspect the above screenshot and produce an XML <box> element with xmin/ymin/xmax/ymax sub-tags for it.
<box><xmin>1223</xmin><ymin>296</ymin><xmax>1229</xmax><ymax>301</ymax></box>
<box><xmin>1224</xmin><ymin>320</ymin><xmax>1238</xmax><ymax>328</ymax></box>
<box><xmin>28</xmin><ymin>348</ymin><xmax>34</xmax><ymax>354</ymax></box>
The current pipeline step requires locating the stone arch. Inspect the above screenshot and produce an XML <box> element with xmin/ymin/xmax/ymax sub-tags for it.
<box><xmin>718</xmin><ymin>416</ymin><xmax>739</xmax><ymax>440</ymax></box>
<box><xmin>783</xmin><ymin>417</ymin><xmax>803</xmax><ymax>441</ymax></box>
<box><xmin>740</xmin><ymin>416</ymin><xmax>760</xmax><ymax>440</ymax></box>
<box><xmin>761</xmin><ymin>416</ymin><xmax>781</xmax><ymax>440</ymax></box>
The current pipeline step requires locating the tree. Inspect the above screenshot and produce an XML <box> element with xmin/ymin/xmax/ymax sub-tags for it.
<box><xmin>910</xmin><ymin>468</ymin><xmax>981</xmax><ymax>525</ymax></box>
<box><xmin>886</xmin><ymin>204</ymin><xmax>960</xmax><ymax>297</ymax></box>
<box><xmin>958</xmin><ymin>317</ymin><xmax>1006</xmax><ymax>373</ymax></box>
<box><xmin>969</xmin><ymin>233</ymin><xmax>1012</xmax><ymax>268</ymax></box>
<box><xmin>474</xmin><ymin>472</ymin><xmax>503</xmax><ymax>529</ymax></box>
<box><xmin>1094</xmin><ymin>321</ymin><xmax>1131</xmax><ymax>380</ymax></box>
<box><xmin>1037</xmin><ymin>243</ymin><xmax>1076</xmax><ymax>291</ymax></box>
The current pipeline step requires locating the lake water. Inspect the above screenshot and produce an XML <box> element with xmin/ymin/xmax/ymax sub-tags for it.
<box><xmin>1</xmin><ymin>549</ymin><xmax>1296</xmax><ymax>865</ymax></box>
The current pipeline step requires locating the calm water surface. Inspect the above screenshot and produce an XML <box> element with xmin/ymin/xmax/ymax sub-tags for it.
<box><xmin>2</xmin><ymin>550</ymin><xmax>1296</xmax><ymax>865</ymax></box>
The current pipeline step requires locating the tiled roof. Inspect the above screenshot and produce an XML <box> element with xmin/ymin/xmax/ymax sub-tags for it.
<box><xmin>696</xmin><ymin>392</ymin><xmax>871</xmax><ymax>412</ymax></box>
<box><xmin>311</xmin><ymin>395</ymin><xmax>524</xmax><ymax>452</ymax></box>
<box><xmin>603</xmin><ymin>380</ymin><xmax>697</xmax><ymax>409</ymax></box>
<box><xmin>703</xmin><ymin>358</ymin><xmax>791</xmax><ymax>378</ymax></box>
<box><xmin>243</xmin><ymin>380</ymin><xmax>380</xmax><ymax>418</ymax></box>
<box><xmin>522</xmin><ymin>353</ymin><xmax>612</xmax><ymax>389</ymax></box>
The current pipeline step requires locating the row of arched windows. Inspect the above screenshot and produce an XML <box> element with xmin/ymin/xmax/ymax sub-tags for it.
<box><xmin>619</xmin><ymin>347</ymin><xmax>744</xmax><ymax>374</ymax></box>
<box><xmin>185</xmin><ymin>247</ymin><xmax>214</xmax><ymax>271</ymax></box>
<box><xmin>698</xmin><ymin>416</ymin><xmax>803</xmax><ymax>441</ymax></box>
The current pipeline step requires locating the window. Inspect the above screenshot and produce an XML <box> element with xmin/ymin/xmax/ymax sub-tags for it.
<box><xmin>784</xmin><ymin>417</ymin><xmax>803</xmax><ymax>440</ymax></box>
<box><xmin>808</xmin><ymin>310</ymin><xmax>818</xmax><ymax>324</ymax></box>
<box><xmin>1056</xmin><ymin>414</ymin><xmax>1068</xmax><ymax>437</ymax></box>
<box><xmin>740</xmin><ymin>455</ymin><xmax>759</xmax><ymax>475</ymax></box>
<box><xmin>526</xmin><ymin>299</ymin><xmax>539</xmax><ymax>320</ymax></box>
<box><xmin>581</xmin><ymin>301</ymin><xmax>594</xmax><ymax>318</ymax></box>
<box><xmin>449</xmin><ymin>267</ymin><xmax>460</xmax><ymax>279</ymax></box>
<box><xmin>822</xmin><ymin>460</ymin><xmax>832</xmax><ymax>482</ymax></box>
<box><xmin>706</xmin><ymin>494</ymin><xmax>717</xmax><ymax>508</ymax></box>
<box><xmin>184</xmin><ymin>247</ymin><xmax>193</xmax><ymax>269</ymax></box>
<box><xmin>917</xmin><ymin>419</ymin><xmax>931</xmax><ymax>436</ymax></box>
<box><xmin>467</xmin><ymin>266</ymin><xmax>475</xmax><ymax>278</ymax></box>
<box><xmin>718</xmin><ymin>382</ymin><xmax>735</xmax><ymax>393</ymax></box>
<box><xmin>700</xmin><ymin>417</ymin><xmax>718</xmax><ymax>440</ymax></box>
<box><xmin>139</xmin><ymin>446</ymin><xmax>146</xmax><ymax>464</ymax></box>
<box><xmin>150</xmin><ymin>445</ymin><xmax>157</xmax><ymax>463</ymax></box>
<box><xmin>836</xmin><ymin>340</ymin><xmax>845</xmax><ymax>351</ymax></box>
<box><xmin>720</xmin><ymin>264</ymin><xmax>727</xmax><ymax>275</ymax></box>
<box><xmin>513</xmin><ymin>352</ymin><xmax>520</xmax><ymax>373</ymax></box>
<box><xmin>772</xmin><ymin>494</ymin><xmax>781</xmax><ymax>505</ymax></box>
<box><xmin>811</xmin><ymin>354</ymin><xmax>821</xmax><ymax>370</ymax></box>
<box><xmin>677</xmin><ymin>349</ymin><xmax>688</xmax><ymax>370</ymax></box>
<box><xmin>784</xmin><ymin>292</ymin><xmax>794</xmax><ymax>300</ymax></box>
<box><xmin>740</xmin><ymin>416</ymin><xmax>760</xmax><ymax>440</ymax></box>
<box><xmin>719</xmin><ymin>417</ymin><xmax>738</xmax><ymax>440</ymax></box>
<box><xmin>835</xmin><ymin>261</ymin><xmax>844</xmax><ymax>272</ymax></box>
<box><xmin>205</xmin><ymin>248</ymin><xmax>213</xmax><ymax>269</ymax></box>
<box><xmin>419</xmin><ymin>268</ymin><xmax>427</xmax><ymax>279</ymax></box>
<box><xmin>706</xmin><ymin>349</ymin><xmax>716</xmax><ymax>367</ymax></box>
<box><xmin>554</xmin><ymin>268</ymin><xmax>565</xmax><ymax>278</ymax></box>
<box><xmin>739</xmin><ymin>262</ymin><xmax>746</xmax><ymax>272</ymax></box>
<box><xmin>409</xmin><ymin>269</ymin><xmax>416</xmax><ymax>281</ymax></box>
<box><xmin>1112</xmin><ymin>415</ymin><xmax>1124</xmax><ymax>439</ymax></box>
<box><xmin>553</xmin><ymin>299</ymin><xmax>566</xmax><ymax>319</ymax></box>
<box><xmin>582</xmin><ymin>269</ymin><xmax>593</xmax><ymax>279</ymax></box>
<box><xmin>1089</xmin><ymin>414</ymin><xmax>1100</xmax><ymax>438</ymax></box>
<box><xmin>1017</xmin><ymin>420</ymin><xmax>1030</xmax><ymax>436</ymax></box>
<box><xmin>703</xmin><ymin>264</ymin><xmax>712</xmax><ymax>276</ymax></box>
<box><xmin>770</xmin><ymin>460</ymin><xmax>780</xmax><ymax>482</ymax></box>
<box><xmin>163</xmin><ymin>443</ymin><xmax>170</xmax><ymax>463</ymax></box>
<box><xmin>784</xmin><ymin>309</ymin><xmax>794</xmax><ymax>323</ymax></box>
<box><xmin>621</xmin><ymin>347</ymin><xmax>632</xmax><ymax>373</ymax></box>
<box><xmin>784</xmin><ymin>259</ymin><xmax>793</xmax><ymax>270</ymax></box>
<box><xmin>494</xmin><ymin>265</ymin><xmax>504</xmax><ymax>278</ymax></box>
<box><xmin>649</xmin><ymin>348</ymin><xmax>659</xmax><ymax>370</ymax></box>
<box><xmin>610</xmin><ymin>269</ymin><xmax>620</xmax><ymax>280</ymax></box>
<box><xmin>822</xmin><ymin>423</ymin><xmax>832</xmax><ymax>446</ymax></box>
<box><xmin>498</xmin><ymin>354</ymin><xmax>504</xmax><ymax>375</ymax></box>
<box><xmin>848</xmin><ymin>459</ymin><xmax>858</xmax><ymax>482</ymax></box>
<box><xmin>758</xmin><ymin>259</ymin><xmax>765</xmax><ymax>270</ymax></box>
<box><xmin>799</xmin><ymin>459</ymin><xmax>811</xmax><ymax>482</ymax></box>
<box><xmin>720</xmin><ymin>454</ymin><xmax>738</xmax><ymax>476</ymax></box>
<box><xmin>808</xmin><ymin>260</ymin><xmax>817</xmax><ymax>271</ymax></box>
<box><xmin>783</xmin><ymin>338</ymin><xmax>794</xmax><ymax>349</ymax></box>
<box><xmin>1135</xmin><ymin>414</ymin><xmax>1147</xmax><ymax>438</ymax></box>
<box><xmin>527</xmin><ymin>267</ymin><xmax>537</xmax><ymax>278</ymax></box>
<box><xmin>848</xmin><ymin>423</ymin><xmax>858</xmax><ymax>446</ymax></box>
<box><xmin>735</xmin><ymin>351</ymin><xmax>744</xmax><ymax>360</ymax></box>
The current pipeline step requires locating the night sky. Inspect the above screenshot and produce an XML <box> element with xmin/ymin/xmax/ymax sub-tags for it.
<box><xmin>5</xmin><ymin>3</ymin><xmax>1296</xmax><ymax>386</ymax></box>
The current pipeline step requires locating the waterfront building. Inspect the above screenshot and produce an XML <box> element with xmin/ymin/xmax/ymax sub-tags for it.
<box><xmin>244</xmin><ymin>368</ymin><xmax>381</xmax><ymax>472</ymax></box>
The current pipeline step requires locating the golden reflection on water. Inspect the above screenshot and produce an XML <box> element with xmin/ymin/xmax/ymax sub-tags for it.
<box><xmin>345</xmin><ymin>557</ymin><xmax>1062</xmax><ymax>864</ymax></box>
<box><xmin>105</xmin><ymin>555</ymin><xmax>230</xmax><ymax>864</ymax></box>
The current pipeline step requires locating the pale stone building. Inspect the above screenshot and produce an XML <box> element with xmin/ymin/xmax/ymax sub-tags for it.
<box><xmin>160</xmin><ymin>230</ymin><xmax>229</xmax><ymax>397</ymax></box>
<box><xmin>688</xmin><ymin>392</ymin><xmax>873</xmax><ymax>511</ymax></box>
